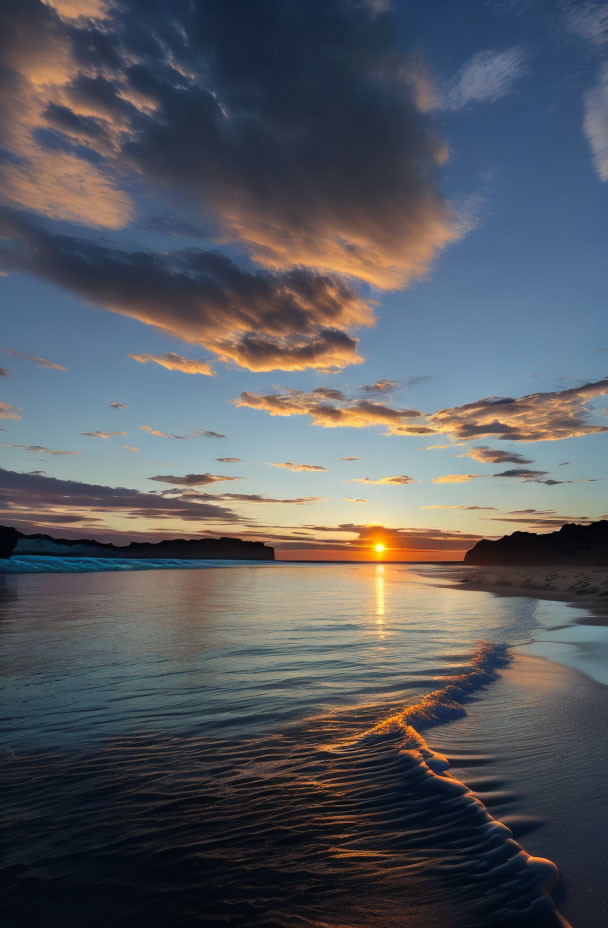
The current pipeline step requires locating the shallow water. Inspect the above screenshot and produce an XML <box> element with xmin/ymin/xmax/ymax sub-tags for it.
<box><xmin>0</xmin><ymin>563</ymin><xmax>602</xmax><ymax>927</ymax></box>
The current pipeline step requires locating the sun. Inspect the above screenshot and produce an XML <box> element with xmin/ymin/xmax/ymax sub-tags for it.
<box><xmin>374</xmin><ymin>543</ymin><xmax>386</xmax><ymax>554</ymax></box>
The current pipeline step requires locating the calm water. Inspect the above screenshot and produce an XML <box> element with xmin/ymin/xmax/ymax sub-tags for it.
<box><xmin>0</xmin><ymin>562</ymin><xmax>602</xmax><ymax>927</ymax></box>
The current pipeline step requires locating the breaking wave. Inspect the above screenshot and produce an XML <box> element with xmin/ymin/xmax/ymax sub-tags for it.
<box><xmin>0</xmin><ymin>555</ymin><xmax>272</xmax><ymax>573</ymax></box>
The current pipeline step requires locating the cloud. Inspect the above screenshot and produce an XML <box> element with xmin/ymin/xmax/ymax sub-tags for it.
<box><xmin>462</xmin><ymin>445</ymin><xmax>534</xmax><ymax>464</ymax></box>
<box><xmin>343</xmin><ymin>497</ymin><xmax>368</xmax><ymax>503</ymax></box>
<box><xmin>583</xmin><ymin>62</ymin><xmax>608</xmax><ymax>181</ymax></box>
<box><xmin>349</xmin><ymin>474</ymin><xmax>413</xmax><ymax>485</ymax></box>
<box><xmin>236</xmin><ymin>389</ymin><xmax>422</xmax><ymax>430</ymax></box>
<box><xmin>341</xmin><ymin>456</ymin><xmax>362</xmax><ymax>461</ymax></box>
<box><xmin>0</xmin><ymin>401</ymin><xmax>23</xmax><ymax>420</ymax></box>
<box><xmin>445</xmin><ymin>47</ymin><xmax>527</xmax><ymax>110</ymax></box>
<box><xmin>122</xmin><ymin>445</ymin><xmax>139</xmax><ymax>452</ymax></box>
<box><xmin>565</xmin><ymin>3</ymin><xmax>608</xmax><ymax>47</ymax></box>
<box><xmin>0</xmin><ymin>467</ymin><xmax>240</xmax><ymax>534</ymax></box>
<box><xmin>148</xmin><ymin>473</ymin><xmax>241</xmax><ymax>487</ymax></box>
<box><xmin>421</xmin><ymin>504</ymin><xmax>497</xmax><ymax>510</ymax></box>
<box><xmin>4</xmin><ymin>348</ymin><xmax>67</xmax><ymax>371</ymax></box>
<box><xmin>361</xmin><ymin>379</ymin><xmax>400</xmax><ymax>394</ymax></box>
<box><xmin>140</xmin><ymin>425</ymin><xmax>227</xmax><ymax>440</ymax></box>
<box><xmin>81</xmin><ymin>429</ymin><xmax>127</xmax><ymax>438</ymax></box>
<box><xmin>0</xmin><ymin>367</ymin><xmax>9</xmax><ymax>377</ymax></box>
<box><xmin>180</xmin><ymin>492</ymin><xmax>322</xmax><ymax>505</ymax></box>
<box><xmin>268</xmin><ymin>462</ymin><xmax>327</xmax><ymax>472</ymax></box>
<box><xmin>235</xmin><ymin>377</ymin><xmax>608</xmax><ymax>444</ymax></box>
<box><xmin>0</xmin><ymin>211</ymin><xmax>371</xmax><ymax>374</ymax></box>
<box><xmin>421</xmin><ymin>377</ymin><xmax>608</xmax><ymax>442</ymax></box>
<box><xmin>493</xmin><ymin>468</ymin><xmax>548</xmax><ymax>480</ymax></box>
<box><xmin>433</xmin><ymin>474</ymin><xmax>482</xmax><ymax>483</ymax></box>
<box><xmin>216</xmin><ymin>457</ymin><xmax>243</xmax><ymax>463</ymax></box>
<box><xmin>129</xmin><ymin>352</ymin><xmax>214</xmax><ymax>377</ymax></box>
<box><xmin>109</xmin><ymin>401</ymin><xmax>127</xmax><ymax>409</ymax></box>
<box><xmin>115</xmin><ymin>0</ymin><xmax>458</xmax><ymax>289</ymax></box>
<box><xmin>1</xmin><ymin>441</ymin><xmax>82</xmax><ymax>455</ymax></box>
<box><xmin>0</xmin><ymin>1</ymin><xmax>465</xmax><ymax>375</ymax></box>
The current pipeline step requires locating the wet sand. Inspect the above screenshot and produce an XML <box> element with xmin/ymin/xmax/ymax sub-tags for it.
<box><xmin>430</xmin><ymin>651</ymin><xmax>608</xmax><ymax>928</ymax></box>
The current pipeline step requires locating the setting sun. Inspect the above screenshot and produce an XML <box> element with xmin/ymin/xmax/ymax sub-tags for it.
<box><xmin>374</xmin><ymin>543</ymin><xmax>386</xmax><ymax>554</ymax></box>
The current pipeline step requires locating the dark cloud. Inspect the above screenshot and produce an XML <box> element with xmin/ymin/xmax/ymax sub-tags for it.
<box><xmin>216</xmin><ymin>457</ymin><xmax>243</xmax><ymax>463</ymax></box>
<box><xmin>350</xmin><ymin>474</ymin><xmax>413</xmax><ymax>485</ymax></box>
<box><xmin>493</xmin><ymin>468</ymin><xmax>548</xmax><ymax>479</ymax></box>
<box><xmin>148</xmin><ymin>473</ymin><xmax>242</xmax><ymax>487</ymax></box>
<box><xmin>0</xmin><ymin>211</ymin><xmax>369</xmax><ymax>373</ymax></box>
<box><xmin>0</xmin><ymin>467</ymin><xmax>240</xmax><ymax>531</ymax></box>
<box><xmin>1</xmin><ymin>440</ymin><xmax>82</xmax><ymax>455</ymax></box>
<box><xmin>109</xmin><ymin>401</ymin><xmax>127</xmax><ymax>409</ymax></box>
<box><xmin>0</xmin><ymin>1</ymin><xmax>461</xmax><ymax>374</ymax></box>
<box><xmin>0</xmin><ymin>367</ymin><xmax>9</xmax><ymax>377</ymax></box>
<box><xmin>463</xmin><ymin>445</ymin><xmax>534</xmax><ymax>465</ymax></box>
<box><xmin>81</xmin><ymin>429</ymin><xmax>127</xmax><ymax>439</ymax></box>
<box><xmin>361</xmin><ymin>379</ymin><xmax>400</xmax><ymax>394</ymax></box>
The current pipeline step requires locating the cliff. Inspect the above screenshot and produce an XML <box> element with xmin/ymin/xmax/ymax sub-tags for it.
<box><xmin>0</xmin><ymin>525</ymin><xmax>274</xmax><ymax>561</ymax></box>
<box><xmin>464</xmin><ymin>520</ymin><xmax>608</xmax><ymax>566</ymax></box>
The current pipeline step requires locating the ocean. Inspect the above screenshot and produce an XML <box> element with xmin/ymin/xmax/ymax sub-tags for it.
<box><xmin>1</xmin><ymin>561</ymin><xmax>606</xmax><ymax>927</ymax></box>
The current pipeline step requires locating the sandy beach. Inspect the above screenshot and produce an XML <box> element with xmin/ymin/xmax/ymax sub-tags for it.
<box><xmin>455</xmin><ymin>566</ymin><xmax>608</xmax><ymax>609</ymax></box>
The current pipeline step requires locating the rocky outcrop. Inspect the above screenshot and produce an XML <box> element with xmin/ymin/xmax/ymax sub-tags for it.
<box><xmin>0</xmin><ymin>525</ymin><xmax>274</xmax><ymax>561</ymax></box>
<box><xmin>464</xmin><ymin>520</ymin><xmax>608</xmax><ymax>566</ymax></box>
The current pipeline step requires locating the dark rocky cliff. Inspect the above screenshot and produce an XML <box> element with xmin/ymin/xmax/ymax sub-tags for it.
<box><xmin>0</xmin><ymin>525</ymin><xmax>275</xmax><ymax>561</ymax></box>
<box><xmin>464</xmin><ymin>520</ymin><xmax>608</xmax><ymax>566</ymax></box>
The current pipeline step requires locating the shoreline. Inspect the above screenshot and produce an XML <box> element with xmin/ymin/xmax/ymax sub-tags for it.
<box><xmin>430</xmin><ymin>650</ymin><xmax>608</xmax><ymax>928</ymax></box>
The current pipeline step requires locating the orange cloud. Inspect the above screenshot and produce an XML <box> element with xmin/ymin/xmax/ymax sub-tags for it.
<box><xmin>129</xmin><ymin>353</ymin><xmax>214</xmax><ymax>376</ymax></box>
<box><xmin>268</xmin><ymin>462</ymin><xmax>327</xmax><ymax>472</ymax></box>
<box><xmin>433</xmin><ymin>474</ymin><xmax>481</xmax><ymax>483</ymax></box>
<box><xmin>81</xmin><ymin>430</ymin><xmax>128</xmax><ymax>439</ymax></box>
<box><xmin>350</xmin><ymin>475</ymin><xmax>413</xmax><ymax>485</ymax></box>
<box><xmin>0</xmin><ymin>401</ymin><xmax>22</xmax><ymax>420</ymax></box>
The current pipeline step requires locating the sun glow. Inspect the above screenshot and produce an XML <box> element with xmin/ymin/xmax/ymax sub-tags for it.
<box><xmin>374</xmin><ymin>543</ymin><xmax>385</xmax><ymax>554</ymax></box>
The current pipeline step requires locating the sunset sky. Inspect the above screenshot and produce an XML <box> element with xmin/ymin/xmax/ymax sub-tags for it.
<box><xmin>1</xmin><ymin>0</ymin><xmax>607</xmax><ymax>560</ymax></box>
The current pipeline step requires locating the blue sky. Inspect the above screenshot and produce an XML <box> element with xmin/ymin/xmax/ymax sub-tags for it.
<box><xmin>0</xmin><ymin>0</ymin><xmax>606</xmax><ymax>558</ymax></box>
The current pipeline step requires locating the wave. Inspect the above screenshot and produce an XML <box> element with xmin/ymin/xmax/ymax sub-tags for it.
<box><xmin>0</xmin><ymin>555</ymin><xmax>272</xmax><ymax>573</ymax></box>
<box><xmin>309</xmin><ymin>641</ymin><xmax>571</xmax><ymax>927</ymax></box>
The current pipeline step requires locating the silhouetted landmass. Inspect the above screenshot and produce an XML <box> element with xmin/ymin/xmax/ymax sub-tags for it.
<box><xmin>0</xmin><ymin>525</ymin><xmax>274</xmax><ymax>561</ymax></box>
<box><xmin>464</xmin><ymin>521</ymin><xmax>608</xmax><ymax>566</ymax></box>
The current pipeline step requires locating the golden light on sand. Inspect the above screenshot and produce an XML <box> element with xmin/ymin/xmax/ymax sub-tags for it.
<box><xmin>374</xmin><ymin>543</ymin><xmax>385</xmax><ymax>554</ymax></box>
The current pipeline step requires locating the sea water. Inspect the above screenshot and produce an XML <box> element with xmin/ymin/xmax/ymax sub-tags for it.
<box><xmin>0</xmin><ymin>562</ymin><xmax>602</xmax><ymax>927</ymax></box>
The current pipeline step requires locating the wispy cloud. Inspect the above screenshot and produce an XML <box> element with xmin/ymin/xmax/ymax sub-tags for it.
<box><xmin>0</xmin><ymin>401</ymin><xmax>23</xmax><ymax>420</ymax></box>
<box><xmin>129</xmin><ymin>352</ymin><xmax>215</xmax><ymax>377</ymax></box>
<box><xmin>343</xmin><ymin>497</ymin><xmax>368</xmax><ymax>503</ymax></box>
<box><xmin>122</xmin><ymin>445</ymin><xmax>139</xmax><ymax>452</ymax></box>
<box><xmin>148</xmin><ymin>473</ymin><xmax>242</xmax><ymax>487</ymax></box>
<box><xmin>445</xmin><ymin>47</ymin><xmax>527</xmax><ymax>111</ymax></box>
<box><xmin>340</xmin><ymin>456</ymin><xmax>362</xmax><ymax>461</ymax></box>
<box><xmin>583</xmin><ymin>62</ymin><xmax>608</xmax><ymax>181</ymax></box>
<box><xmin>4</xmin><ymin>348</ymin><xmax>67</xmax><ymax>371</ymax></box>
<box><xmin>216</xmin><ymin>457</ymin><xmax>243</xmax><ymax>463</ymax></box>
<box><xmin>140</xmin><ymin>425</ymin><xmax>227</xmax><ymax>440</ymax></box>
<box><xmin>109</xmin><ymin>402</ymin><xmax>127</xmax><ymax>410</ymax></box>
<box><xmin>433</xmin><ymin>473</ymin><xmax>481</xmax><ymax>483</ymax></box>
<box><xmin>349</xmin><ymin>474</ymin><xmax>413</xmax><ymax>485</ymax></box>
<box><xmin>1</xmin><ymin>441</ymin><xmax>82</xmax><ymax>456</ymax></box>
<box><xmin>268</xmin><ymin>462</ymin><xmax>327</xmax><ymax>472</ymax></box>
<box><xmin>81</xmin><ymin>430</ymin><xmax>127</xmax><ymax>439</ymax></box>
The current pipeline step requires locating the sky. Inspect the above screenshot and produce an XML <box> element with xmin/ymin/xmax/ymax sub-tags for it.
<box><xmin>0</xmin><ymin>0</ymin><xmax>607</xmax><ymax>561</ymax></box>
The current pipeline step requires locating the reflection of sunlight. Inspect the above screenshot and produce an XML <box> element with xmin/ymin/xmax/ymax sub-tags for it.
<box><xmin>375</xmin><ymin>564</ymin><xmax>384</xmax><ymax>625</ymax></box>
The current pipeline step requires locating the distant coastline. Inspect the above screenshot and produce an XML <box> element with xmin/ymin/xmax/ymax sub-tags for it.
<box><xmin>0</xmin><ymin>525</ymin><xmax>274</xmax><ymax>562</ymax></box>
